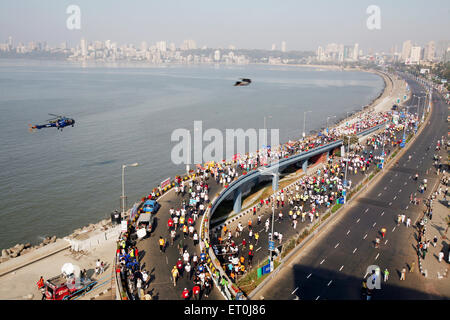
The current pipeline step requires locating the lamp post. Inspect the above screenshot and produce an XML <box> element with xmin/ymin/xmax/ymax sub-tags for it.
<box><xmin>302</xmin><ymin>110</ymin><xmax>312</xmax><ymax>139</ymax></box>
<box><xmin>121</xmin><ymin>162</ymin><xmax>139</xmax><ymax>216</ymax></box>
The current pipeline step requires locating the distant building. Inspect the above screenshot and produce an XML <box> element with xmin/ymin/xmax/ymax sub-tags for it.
<box><xmin>80</xmin><ymin>38</ymin><xmax>87</xmax><ymax>57</ymax></box>
<box><xmin>156</xmin><ymin>41</ymin><xmax>167</xmax><ymax>52</ymax></box>
<box><xmin>281</xmin><ymin>41</ymin><xmax>286</xmax><ymax>52</ymax></box>
<box><xmin>214</xmin><ymin>50</ymin><xmax>220</xmax><ymax>61</ymax></box>
<box><xmin>424</xmin><ymin>41</ymin><xmax>435</xmax><ymax>61</ymax></box>
<box><xmin>401</xmin><ymin>40</ymin><xmax>412</xmax><ymax>62</ymax></box>
<box><xmin>353</xmin><ymin>43</ymin><xmax>359</xmax><ymax>61</ymax></box>
<box><xmin>410</xmin><ymin>46</ymin><xmax>422</xmax><ymax>64</ymax></box>
<box><xmin>271</xmin><ymin>43</ymin><xmax>276</xmax><ymax>51</ymax></box>
<box><xmin>316</xmin><ymin>46</ymin><xmax>324</xmax><ymax>61</ymax></box>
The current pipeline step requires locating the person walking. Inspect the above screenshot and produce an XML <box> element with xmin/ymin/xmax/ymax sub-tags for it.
<box><xmin>438</xmin><ymin>251</ymin><xmax>444</xmax><ymax>262</ymax></box>
<box><xmin>409</xmin><ymin>262</ymin><xmax>415</xmax><ymax>273</ymax></box>
<box><xmin>406</xmin><ymin>217</ymin><xmax>411</xmax><ymax>228</ymax></box>
<box><xmin>182</xmin><ymin>288</ymin><xmax>190</xmax><ymax>300</ymax></box>
<box><xmin>159</xmin><ymin>237</ymin><xmax>166</xmax><ymax>253</ymax></box>
<box><xmin>400</xmin><ymin>268</ymin><xmax>406</xmax><ymax>281</ymax></box>
<box><xmin>380</xmin><ymin>228</ymin><xmax>386</xmax><ymax>238</ymax></box>
<box><xmin>383</xmin><ymin>269</ymin><xmax>389</xmax><ymax>282</ymax></box>
<box><xmin>171</xmin><ymin>266</ymin><xmax>179</xmax><ymax>287</ymax></box>
<box><xmin>254</xmin><ymin>232</ymin><xmax>259</xmax><ymax>246</ymax></box>
<box><xmin>192</xmin><ymin>284</ymin><xmax>201</xmax><ymax>300</ymax></box>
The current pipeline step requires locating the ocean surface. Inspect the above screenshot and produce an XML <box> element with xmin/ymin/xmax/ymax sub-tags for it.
<box><xmin>0</xmin><ymin>60</ymin><xmax>384</xmax><ymax>249</ymax></box>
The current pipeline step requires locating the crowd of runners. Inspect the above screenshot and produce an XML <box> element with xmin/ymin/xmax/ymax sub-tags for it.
<box><xmin>115</xmin><ymin>106</ymin><xmax>416</xmax><ymax>299</ymax></box>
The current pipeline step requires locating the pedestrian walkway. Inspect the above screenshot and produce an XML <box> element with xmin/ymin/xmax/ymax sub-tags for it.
<box><xmin>420</xmin><ymin>173</ymin><xmax>450</xmax><ymax>279</ymax></box>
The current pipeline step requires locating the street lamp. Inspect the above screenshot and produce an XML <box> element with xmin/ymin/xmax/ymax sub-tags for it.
<box><xmin>302</xmin><ymin>110</ymin><xmax>312</xmax><ymax>139</ymax></box>
<box><xmin>121</xmin><ymin>162</ymin><xmax>139</xmax><ymax>216</ymax></box>
<box><xmin>264</xmin><ymin>115</ymin><xmax>272</xmax><ymax>147</ymax></box>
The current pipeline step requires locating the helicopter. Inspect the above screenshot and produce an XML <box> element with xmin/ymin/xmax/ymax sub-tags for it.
<box><xmin>29</xmin><ymin>114</ymin><xmax>75</xmax><ymax>132</ymax></box>
<box><xmin>233</xmin><ymin>78</ymin><xmax>252</xmax><ymax>86</ymax></box>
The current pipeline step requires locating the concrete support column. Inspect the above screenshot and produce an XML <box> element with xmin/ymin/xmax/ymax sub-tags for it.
<box><xmin>302</xmin><ymin>159</ymin><xmax>308</xmax><ymax>173</ymax></box>
<box><xmin>327</xmin><ymin>150</ymin><xmax>330</xmax><ymax>161</ymax></box>
<box><xmin>272</xmin><ymin>173</ymin><xmax>279</xmax><ymax>192</ymax></box>
<box><xmin>233</xmin><ymin>188</ymin><xmax>242</xmax><ymax>213</ymax></box>
<box><xmin>341</xmin><ymin>145</ymin><xmax>345</xmax><ymax>157</ymax></box>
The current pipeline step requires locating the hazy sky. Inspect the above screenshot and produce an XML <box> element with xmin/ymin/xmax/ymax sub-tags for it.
<box><xmin>1</xmin><ymin>0</ymin><xmax>449</xmax><ymax>51</ymax></box>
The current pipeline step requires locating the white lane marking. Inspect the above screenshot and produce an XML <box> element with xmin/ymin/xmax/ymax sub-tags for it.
<box><xmin>353</xmin><ymin>248</ymin><xmax>358</xmax><ymax>254</ymax></box>
<box><xmin>320</xmin><ymin>259</ymin><xmax>325</xmax><ymax>265</ymax></box>
<box><xmin>335</xmin><ymin>243</ymin><xmax>340</xmax><ymax>248</ymax></box>
<box><xmin>327</xmin><ymin>280</ymin><xmax>333</xmax><ymax>286</ymax></box>
<box><xmin>339</xmin><ymin>265</ymin><xmax>344</xmax><ymax>271</ymax></box>
<box><xmin>256</xmin><ymin>247</ymin><xmax>262</xmax><ymax>252</ymax></box>
<box><xmin>393</xmin><ymin>196</ymin><xmax>397</xmax><ymax>200</ymax></box>
<box><xmin>316</xmin><ymin>296</ymin><xmax>320</xmax><ymax>300</ymax></box>
<box><xmin>404</xmin><ymin>182</ymin><xmax>408</xmax><ymax>185</ymax></box>
<box><xmin>363</xmin><ymin>234</ymin><xmax>367</xmax><ymax>239</ymax></box>
<box><xmin>385</xmin><ymin>240</ymin><xmax>388</xmax><ymax>245</ymax></box>
<box><xmin>392</xmin><ymin>226</ymin><xmax>396</xmax><ymax>232</ymax></box>
<box><xmin>378</xmin><ymin>193</ymin><xmax>382</xmax><ymax>197</ymax></box>
<box><xmin>409</xmin><ymin>176</ymin><xmax>411</xmax><ymax>179</ymax></box>
<box><xmin>347</xmin><ymin>230</ymin><xmax>351</xmax><ymax>235</ymax></box>
<box><xmin>166</xmin><ymin>256</ymin><xmax>168</xmax><ymax>264</ymax></box>
<box><xmin>389</xmin><ymin>202</ymin><xmax>392</xmax><ymax>206</ymax></box>
<box><xmin>375</xmin><ymin>253</ymin><xmax>380</xmax><ymax>260</ymax></box>
<box><xmin>291</xmin><ymin>287</ymin><xmax>299</xmax><ymax>295</ymax></box>
<box><xmin>399</xmin><ymin>189</ymin><xmax>402</xmax><ymax>193</ymax></box>
<box><xmin>384</xmin><ymin>186</ymin><xmax>387</xmax><ymax>190</ymax></box>
<box><xmin>390</xmin><ymin>179</ymin><xmax>393</xmax><ymax>182</ymax></box>
<box><xmin>405</xmin><ymin>206</ymin><xmax>409</xmax><ymax>210</ymax></box>
<box><xmin>373</xmin><ymin>222</ymin><xmax>377</xmax><ymax>227</ymax></box>
<box><xmin>307</xmin><ymin>273</ymin><xmax>312</xmax><ymax>279</ymax></box>
<box><xmin>395</xmin><ymin>173</ymin><xmax>398</xmax><ymax>176</ymax></box>
<box><xmin>381</xmin><ymin>211</ymin><xmax>385</xmax><ymax>216</ymax></box>
<box><xmin>365</xmin><ymin>208</ymin><xmax>369</xmax><ymax>213</ymax></box>
<box><xmin>356</xmin><ymin>218</ymin><xmax>360</xmax><ymax>223</ymax></box>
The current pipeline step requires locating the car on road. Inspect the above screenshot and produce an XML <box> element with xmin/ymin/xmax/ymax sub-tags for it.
<box><xmin>142</xmin><ymin>199</ymin><xmax>160</xmax><ymax>214</ymax></box>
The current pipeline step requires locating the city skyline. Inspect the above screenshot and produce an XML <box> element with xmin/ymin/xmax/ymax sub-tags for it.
<box><xmin>1</xmin><ymin>1</ymin><xmax>449</xmax><ymax>53</ymax></box>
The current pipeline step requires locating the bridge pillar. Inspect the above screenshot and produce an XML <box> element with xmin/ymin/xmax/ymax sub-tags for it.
<box><xmin>340</xmin><ymin>145</ymin><xmax>345</xmax><ymax>157</ymax></box>
<box><xmin>233</xmin><ymin>188</ymin><xmax>242</xmax><ymax>213</ymax></box>
<box><xmin>327</xmin><ymin>150</ymin><xmax>330</xmax><ymax>161</ymax></box>
<box><xmin>272</xmin><ymin>173</ymin><xmax>279</xmax><ymax>192</ymax></box>
<box><xmin>302</xmin><ymin>159</ymin><xmax>308</xmax><ymax>173</ymax></box>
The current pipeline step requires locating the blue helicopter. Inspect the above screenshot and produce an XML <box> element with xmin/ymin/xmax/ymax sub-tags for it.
<box><xmin>29</xmin><ymin>114</ymin><xmax>75</xmax><ymax>132</ymax></box>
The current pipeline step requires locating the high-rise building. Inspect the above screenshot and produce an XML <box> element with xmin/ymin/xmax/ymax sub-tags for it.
<box><xmin>353</xmin><ymin>43</ymin><xmax>359</xmax><ymax>61</ymax></box>
<box><xmin>317</xmin><ymin>46</ymin><xmax>324</xmax><ymax>61</ymax></box>
<box><xmin>281</xmin><ymin>41</ymin><xmax>286</xmax><ymax>52</ymax></box>
<box><xmin>271</xmin><ymin>43</ymin><xmax>276</xmax><ymax>51</ymax></box>
<box><xmin>424</xmin><ymin>41</ymin><xmax>435</xmax><ymax>61</ymax></box>
<box><xmin>401</xmin><ymin>40</ymin><xmax>412</xmax><ymax>62</ymax></box>
<box><xmin>169</xmin><ymin>42</ymin><xmax>176</xmax><ymax>52</ymax></box>
<box><xmin>140</xmin><ymin>41</ymin><xmax>148</xmax><ymax>52</ymax></box>
<box><xmin>156</xmin><ymin>41</ymin><xmax>167</xmax><ymax>52</ymax></box>
<box><xmin>410</xmin><ymin>46</ymin><xmax>422</xmax><ymax>64</ymax></box>
<box><xmin>8</xmin><ymin>36</ymin><xmax>13</xmax><ymax>48</ymax></box>
<box><xmin>214</xmin><ymin>50</ymin><xmax>221</xmax><ymax>61</ymax></box>
<box><xmin>80</xmin><ymin>38</ymin><xmax>87</xmax><ymax>56</ymax></box>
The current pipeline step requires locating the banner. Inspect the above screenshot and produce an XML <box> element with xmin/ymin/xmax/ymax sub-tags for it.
<box><xmin>161</xmin><ymin>177</ymin><xmax>171</xmax><ymax>189</ymax></box>
<box><xmin>121</xmin><ymin>220</ymin><xmax>128</xmax><ymax>232</ymax></box>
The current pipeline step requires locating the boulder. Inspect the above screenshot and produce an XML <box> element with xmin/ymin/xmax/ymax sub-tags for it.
<box><xmin>1</xmin><ymin>249</ymin><xmax>7</xmax><ymax>258</ymax></box>
<box><xmin>10</xmin><ymin>251</ymin><xmax>18</xmax><ymax>258</ymax></box>
<box><xmin>24</xmin><ymin>243</ymin><xmax>31</xmax><ymax>249</ymax></box>
<box><xmin>16</xmin><ymin>244</ymin><xmax>25</xmax><ymax>254</ymax></box>
<box><xmin>50</xmin><ymin>236</ymin><xmax>57</xmax><ymax>243</ymax></box>
<box><xmin>0</xmin><ymin>256</ymin><xmax>10</xmax><ymax>263</ymax></box>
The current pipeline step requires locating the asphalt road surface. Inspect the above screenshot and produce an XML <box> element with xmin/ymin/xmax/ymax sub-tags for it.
<box><xmin>256</xmin><ymin>75</ymin><xmax>449</xmax><ymax>300</ymax></box>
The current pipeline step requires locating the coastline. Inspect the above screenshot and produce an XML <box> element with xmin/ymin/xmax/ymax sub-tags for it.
<box><xmin>0</xmin><ymin>66</ymin><xmax>394</xmax><ymax>264</ymax></box>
